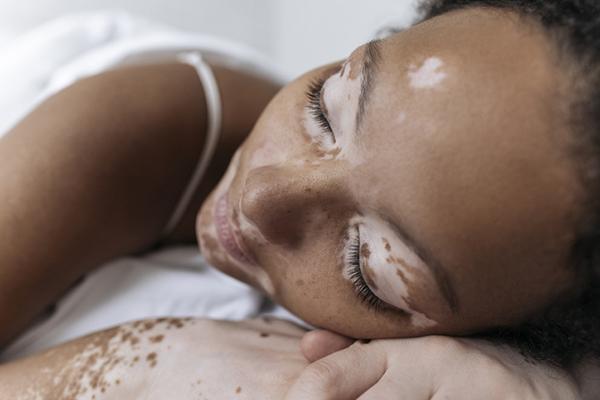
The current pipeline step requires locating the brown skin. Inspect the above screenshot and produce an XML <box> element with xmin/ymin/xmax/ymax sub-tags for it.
<box><xmin>197</xmin><ymin>8</ymin><xmax>585</xmax><ymax>338</ymax></box>
<box><xmin>0</xmin><ymin>318</ymin><xmax>309</xmax><ymax>399</ymax></box>
<box><xmin>0</xmin><ymin>61</ymin><xmax>280</xmax><ymax>349</ymax></box>
<box><xmin>0</xmin><ymin>7</ymin><xmax>592</xmax><ymax>398</ymax></box>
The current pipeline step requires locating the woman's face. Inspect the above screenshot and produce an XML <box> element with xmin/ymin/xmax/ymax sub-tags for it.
<box><xmin>197</xmin><ymin>8</ymin><xmax>584</xmax><ymax>338</ymax></box>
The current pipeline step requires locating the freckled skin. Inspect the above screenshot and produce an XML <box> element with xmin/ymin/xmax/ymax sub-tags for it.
<box><xmin>382</xmin><ymin>238</ymin><xmax>391</xmax><ymax>253</ymax></box>
<box><xmin>197</xmin><ymin>8</ymin><xmax>584</xmax><ymax>338</ymax></box>
<box><xmin>149</xmin><ymin>335</ymin><xmax>165</xmax><ymax>343</ymax></box>
<box><xmin>361</xmin><ymin>242</ymin><xmax>371</xmax><ymax>259</ymax></box>
<box><xmin>395</xmin><ymin>268</ymin><xmax>408</xmax><ymax>283</ymax></box>
<box><xmin>350</xmin><ymin>213</ymin><xmax>439</xmax><ymax>327</ymax></box>
<box><xmin>385</xmin><ymin>255</ymin><xmax>414</xmax><ymax>272</ymax></box>
<box><xmin>0</xmin><ymin>318</ymin><xmax>307</xmax><ymax>399</ymax></box>
<box><xmin>0</xmin><ymin>319</ymin><xmax>183</xmax><ymax>399</ymax></box>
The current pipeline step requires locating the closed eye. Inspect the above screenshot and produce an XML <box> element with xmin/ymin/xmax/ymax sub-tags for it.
<box><xmin>305</xmin><ymin>77</ymin><xmax>336</xmax><ymax>143</ymax></box>
<box><xmin>345</xmin><ymin>224</ymin><xmax>387</xmax><ymax>311</ymax></box>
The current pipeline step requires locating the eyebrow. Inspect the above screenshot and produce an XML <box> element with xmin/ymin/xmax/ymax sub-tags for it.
<box><xmin>356</xmin><ymin>39</ymin><xmax>383</xmax><ymax>131</ymax></box>
<box><xmin>388</xmin><ymin>218</ymin><xmax>460</xmax><ymax>313</ymax></box>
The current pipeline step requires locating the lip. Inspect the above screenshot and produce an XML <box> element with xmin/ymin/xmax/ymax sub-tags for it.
<box><xmin>214</xmin><ymin>192</ymin><xmax>256</xmax><ymax>266</ymax></box>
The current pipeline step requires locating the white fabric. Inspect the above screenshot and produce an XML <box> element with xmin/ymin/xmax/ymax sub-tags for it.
<box><xmin>0</xmin><ymin>12</ymin><xmax>299</xmax><ymax>362</ymax></box>
<box><xmin>0</xmin><ymin>11</ymin><xmax>288</xmax><ymax>138</ymax></box>
<box><xmin>1</xmin><ymin>248</ymin><xmax>265</xmax><ymax>360</ymax></box>
<box><xmin>161</xmin><ymin>52</ymin><xmax>223</xmax><ymax>238</ymax></box>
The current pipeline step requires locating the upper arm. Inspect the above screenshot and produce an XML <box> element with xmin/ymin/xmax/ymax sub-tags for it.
<box><xmin>0</xmin><ymin>63</ymin><xmax>209</xmax><ymax>348</ymax></box>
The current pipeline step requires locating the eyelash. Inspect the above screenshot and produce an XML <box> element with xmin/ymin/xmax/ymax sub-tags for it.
<box><xmin>346</xmin><ymin>226</ymin><xmax>386</xmax><ymax>311</ymax></box>
<box><xmin>305</xmin><ymin>77</ymin><xmax>336</xmax><ymax>141</ymax></box>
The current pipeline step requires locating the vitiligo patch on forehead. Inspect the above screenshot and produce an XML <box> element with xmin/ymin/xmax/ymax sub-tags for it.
<box><xmin>408</xmin><ymin>57</ymin><xmax>447</xmax><ymax>89</ymax></box>
<box><xmin>343</xmin><ymin>214</ymin><xmax>437</xmax><ymax>328</ymax></box>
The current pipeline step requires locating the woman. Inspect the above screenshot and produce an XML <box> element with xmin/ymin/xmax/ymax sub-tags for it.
<box><xmin>0</xmin><ymin>0</ymin><xmax>598</xmax><ymax>398</ymax></box>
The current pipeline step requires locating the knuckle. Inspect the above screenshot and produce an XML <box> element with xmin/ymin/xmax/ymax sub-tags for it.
<box><xmin>470</xmin><ymin>352</ymin><xmax>515</xmax><ymax>379</ymax></box>
<box><xmin>303</xmin><ymin>359</ymin><xmax>342</xmax><ymax>387</ymax></box>
<box><xmin>471</xmin><ymin>356</ymin><xmax>533</xmax><ymax>396</ymax></box>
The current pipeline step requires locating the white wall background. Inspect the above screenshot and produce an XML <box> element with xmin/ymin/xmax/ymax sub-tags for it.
<box><xmin>271</xmin><ymin>1</ymin><xmax>417</xmax><ymax>76</ymax></box>
<box><xmin>0</xmin><ymin>0</ymin><xmax>419</xmax><ymax>77</ymax></box>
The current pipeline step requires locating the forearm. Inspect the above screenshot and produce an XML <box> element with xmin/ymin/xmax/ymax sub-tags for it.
<box><xmin>0</xmin><ymin>318</ymin><xmax>197</xmax><ymax>399</ymax></box>
<box><xmin>0</xmin><ymin>317</ymin><xmax>306</xmax><ymax>400</ymax></box>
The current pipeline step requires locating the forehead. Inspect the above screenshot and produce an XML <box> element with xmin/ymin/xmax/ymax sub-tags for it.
<box><xmin>358</xmin><ymin>8</ymin><xmax>572</xmax><ymax>201</ymax></box>
<box><xmin>350</xmin><ymin>8</ymin><xmax>582</xmax><ymax>319</ymax></box>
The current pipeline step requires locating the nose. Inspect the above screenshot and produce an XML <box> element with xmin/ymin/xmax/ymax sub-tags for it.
<box><xmin>240</xmin><ymin>163</ymin><xmax>350</xmax><ymax>246</ymax></box>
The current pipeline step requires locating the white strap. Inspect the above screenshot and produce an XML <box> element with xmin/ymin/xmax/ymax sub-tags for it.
<box><xmin>161</xmin><ymin>52</ymin><xmax>222</xmax><ymax>238</ymax></box>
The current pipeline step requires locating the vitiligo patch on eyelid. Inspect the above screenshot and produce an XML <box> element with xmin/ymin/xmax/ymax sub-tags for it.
<box><xmin>343</xmin><ymin>214</ymin><xmax>437</xmax><ymax>328</ymax></box>
<box><xmin>302</xmin><ymin>54</ymin><xmax>366</xmax><ymax>166</ymax></box>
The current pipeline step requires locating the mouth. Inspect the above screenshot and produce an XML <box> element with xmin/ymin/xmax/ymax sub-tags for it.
<box><xmin>214</xmin><ymin>192</ymin><xmax>256</xmax><ymax>266</ymax></box>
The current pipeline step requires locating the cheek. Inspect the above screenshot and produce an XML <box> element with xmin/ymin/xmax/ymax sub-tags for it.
<box><xmin>261</xmin><ymin>229</ymin><xmax>449</xmax><ymax>338</ymax></box>
<box><xmin>272</xmin><ymin>258</ymin><xmax>432</xmax><ymax>338</ymax></box>
<box><xmin>262</xmin><ymin>224</ymin><xmax>345</xmax><ymax>300</ymax></box>
<box><xmin>246</xmin><ymin>138</ymin><xmax>288</xmax><ymax>170</ymax></box>
<box><xmin>241</xmin><ymin>91</ymin><xmax>317</xmax><ymax>170</ymax></box>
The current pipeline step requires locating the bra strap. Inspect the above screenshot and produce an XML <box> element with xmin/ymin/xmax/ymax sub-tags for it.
<box><xmin>161</xmin><ymin>52</ymin><xmax>223</xmax><ymax>238</ymax></box>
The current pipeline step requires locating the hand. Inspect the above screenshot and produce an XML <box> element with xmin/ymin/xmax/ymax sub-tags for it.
<box><xmin>134</xmin><ymin>318</ymin><xmax>309</xmax><ymax>399</ymax></box>
<box><xmin>0</xmin><ymin>318</ymin><xmax>309</xmax><ymax>400</ymax></box>
<box><xmin>286</xmin><ymin>330</ymin><xmax>581</xmax><ymax>399</ymax></box>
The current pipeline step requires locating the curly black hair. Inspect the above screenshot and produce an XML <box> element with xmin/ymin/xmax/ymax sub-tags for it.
<box><xmin>414</xmin><ymin>0</ymin><xmax>600</xmax><ymax>369</ymax></box>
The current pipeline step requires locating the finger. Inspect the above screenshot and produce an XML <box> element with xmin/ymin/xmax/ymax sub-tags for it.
<box><xmin>235</xmin><ymin>317</ymin><xmax>308</xmax><ymax>337</ymax></box>
<box><xmin>300</xmin><ymin>330</ymin><xmax>355</xmax><ymax>362</ymax></box>
<box><xmin>356</xmin><ymin>338</ymin><xmax>454</xmax><ymax>400</ymax></box>
<box><xmin>357</xmin><ymin>372</ymin><xmax>433</xmax><ymax>400</ymax></box>
<box><xmin>213</xmin><ymin>318</ymin><xmax>308</xmax><ymax>354</ymax></box>
<box><xmin>285</xmin><ymin>341</ymin><xmax>386</xmax><ymax>400</ymax></box>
